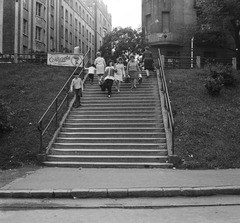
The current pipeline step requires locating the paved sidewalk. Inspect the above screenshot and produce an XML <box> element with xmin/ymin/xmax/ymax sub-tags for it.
<box><xmin>0</xmin><ymin>167</ymin><xmax>240</xmax><ymax>198</ymax></box>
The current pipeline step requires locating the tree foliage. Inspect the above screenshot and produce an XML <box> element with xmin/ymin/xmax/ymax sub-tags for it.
<box><xmin>188</xmin><ymin>0</ymin><xmax>240</xmax><ymax>50</ymax></box>
<box><xmin>98</xmin><ymin>27</ymin><xmax>145</xmax><ymax>62</ymax></box>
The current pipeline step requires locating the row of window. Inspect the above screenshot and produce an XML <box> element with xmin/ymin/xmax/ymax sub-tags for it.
<box><xmin>61</xmin><ymin>26</ymin><xmax>94</xmax><ymax>45</ymax></box>
<box><xmin>62</xmin><ymin>6</ymin><xmax>94</xmax><ymax>29</ymax></box>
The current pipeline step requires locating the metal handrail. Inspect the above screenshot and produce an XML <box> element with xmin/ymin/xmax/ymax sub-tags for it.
<box><xmin>37</xmin><ymin>50</ymin><xmax>90</xmax><ymax>153</ymax></box>
<box><xmin>157</xmin><ymin>48</ymin><xmax>175</xmax><ymax>154</ymax></box>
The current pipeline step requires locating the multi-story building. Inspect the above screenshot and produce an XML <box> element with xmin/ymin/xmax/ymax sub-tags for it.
<box><xmin>0</xmin><ymin>0</ymin><xmax>112</xmax><ymax>61</ymax></box>
<box><xmin>142</xmin><ymin>0</ymin><xmax>236</xmax><ymax>59</ymax></box>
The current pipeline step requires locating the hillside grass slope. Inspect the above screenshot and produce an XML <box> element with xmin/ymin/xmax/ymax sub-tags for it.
<box><xmin>166</xmin><ymin>69</ymin><xmax>240</xmax><ymax>169</ymax></box>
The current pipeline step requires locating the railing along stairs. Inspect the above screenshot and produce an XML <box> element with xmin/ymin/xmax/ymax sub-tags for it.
<box><xmin>157</xmin><ymin>48</ymin><xmax>175</xmax><ymax>156</ymax></box>
<box><xmin>37</xmin><ymin>50</ymin><xmax>90</xmax><ymax>157</ymax></box>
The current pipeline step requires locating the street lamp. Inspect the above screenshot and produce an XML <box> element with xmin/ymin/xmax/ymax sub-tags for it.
<box><xmin>191</xmin><ymin>37</ymin><xmax>194</xmax><ymax>68</ymax></box>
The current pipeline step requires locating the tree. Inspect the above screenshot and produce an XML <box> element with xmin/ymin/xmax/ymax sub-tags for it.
<box><xmin>98</xmin><ymin>27</ymin><xmax>145</xmax><ymax>62</ymax></box>
<box><xmin>187</xmin><ymin>0</ymin><xmax>240</xmax><ymax>53</ymax></box>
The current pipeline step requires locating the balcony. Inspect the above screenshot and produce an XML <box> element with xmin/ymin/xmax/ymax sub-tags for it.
<box><xmin>37</xmin><ymin>0</ymin><xmax>46</xmax><ymax>6</ymax></box>
<box><xmin>146</xmin><ymin>32</ymin><xmax>182</xmax><ymax>46</ymax></box>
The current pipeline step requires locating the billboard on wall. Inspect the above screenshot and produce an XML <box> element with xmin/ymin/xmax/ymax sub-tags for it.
<box><xmin>47</xmin><ymin>53</ymin><xmax>83</xmax><ymax>67</ymax></box>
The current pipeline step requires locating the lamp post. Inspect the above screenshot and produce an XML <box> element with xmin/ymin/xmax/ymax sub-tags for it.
<box><xmin>14</xmin><ymin>0</ymin><xmax>19</xmax><ymax>63</ymax></box>
<box><xmin>190</xmin><ymin>37</ymin><xmax>194</xmax><ymax>69</ymax></box>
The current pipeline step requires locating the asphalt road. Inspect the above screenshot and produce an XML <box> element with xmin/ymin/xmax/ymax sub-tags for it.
<box><xmin>1</xmin><ymin>196</ymin><xmax>240</xmax><ymax>223</ymax></box>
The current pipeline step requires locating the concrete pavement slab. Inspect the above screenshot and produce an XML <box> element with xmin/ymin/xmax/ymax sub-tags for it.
<box><xmin>0</xmin><ymin>167</ymin><xmax>240</xmax><ymax>198</ymax></box>
<box><xmin>1</xmin><ymin>167</ymin><xmax>240</xmax><ymax>190</ymax></box>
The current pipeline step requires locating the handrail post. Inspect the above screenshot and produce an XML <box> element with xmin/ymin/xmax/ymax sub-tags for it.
<box><xmin>39</xmin><ymin>121</ymin><xmax>43</xmax><ymax>154</ymax></box>
<box><xmin>55</xmin><ymin>99</ymin><xmax>58</xmax><ymax>125</ymax></box>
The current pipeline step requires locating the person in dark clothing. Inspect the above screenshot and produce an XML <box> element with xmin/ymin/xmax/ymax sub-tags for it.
<box><xmin>142</xmin><ymin>46</ymin><xmax>154</xmax><ymax>78</ymax></box>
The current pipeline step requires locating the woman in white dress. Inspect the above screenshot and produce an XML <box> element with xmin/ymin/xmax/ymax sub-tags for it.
<box><xmin>94</xmin><ymin>52</ymin><xmax>106</xmax><ymax>84</ymax></box>
<box><xmin>114</xmin><ymin>57</ymin><xmax>125</xmax><ymax>92</ymax></box>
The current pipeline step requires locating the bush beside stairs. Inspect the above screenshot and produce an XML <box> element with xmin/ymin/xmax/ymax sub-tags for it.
<box><xmin>44</xmin><ymin>70</ymin><xmax>173</xmax><ymax>168</ymax></box>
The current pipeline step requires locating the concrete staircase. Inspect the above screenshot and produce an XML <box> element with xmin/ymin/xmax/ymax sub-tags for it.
<box><xmin>44</xmin><ymin>71</ymin><xmax>173</xmax><ymax>168</ymax></box>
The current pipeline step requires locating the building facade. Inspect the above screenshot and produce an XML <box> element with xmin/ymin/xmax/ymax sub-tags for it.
<box><xmin>142</xmin><ymin>0</ymin><xmax>236</xmax><ymax>59</ymax></box>
<box><xmin>0</xmin><ymin>0</ymin><xmax>112</xmax><ymax>61</ymax></box>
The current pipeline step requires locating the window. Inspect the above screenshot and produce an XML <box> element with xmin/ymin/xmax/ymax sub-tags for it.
<box><xmin>50</xmin><ymin>15</ymin><xmax>54</xmax><ymax>28</ymax></box>
<box><xmin>61</xmin><ymin>25</ymin><xmax>64</xmax><ymax>38</ymax></box>
<box><xmin>79</xmin><ymin>6</ymin><xmax>81</xmax><ymax>16</ymax></box>
<box><xmin>76</xmin><ymin>3</ymin><xmax>78</xmax><ymax>13</ymax></box>
<box><xmin>23</xmin><ymin>19</ymin><xmax>28</xmax><ymax>35</ymax></box>
<box><xmin>65</xmin><ymin>9</ymin><xmax>68</xmax><ymax>23</ymax></box>
<box><xmin>61</xmin><ymin>6</ymin><xmax>64</xmax><ymax>18</ymax></box>
<box><xmin>50</xmin><ymin>0</ymin><xmax>54</xmax><ymax>7</ymax></box>
<box><xmin>23</xmin><ymin>0</ymin><xmax>29</xmax><ymax>9</ymax></box>
<box><xmin>100</xmin><ymin>27</ymin><xmax>102</xmax><ymax>36</ymax></box>
<box><xmin>70</xmin><ymin>32</ymin><xmax>72</xmax><ymax>44</ymax></box>
<box><xmin>36</xmin><ymin>2</ymin><xmax>42</xmax><ymax>16</ymax></box>
<box><xmin>162</xmin><ymin>12</ymin><xmax>170</xmax><ymax>32</ymax></box>
<box><xmin>89</xmin><ymin>32</ymin><xmax>91</xmax><ymax>43</ymax></box>
<box><xmin>50</xmin><ymin>37</ymin><xmax>54</xmax><ymax>49</ymax></box>
<box><xmin>92</xmin><ymin>34</ymin><xmax>94</xmax><ymax>44</ymax></box>
<box><xmin>65</xmin><ymin>28</ymin><xmax>68</xmax><ymax>41</ymax></box>
<box><xmin>82</xmin><ymin>25</ymin><xmax>84</xmax><ymax>36</ymax></box>
<box><xmin>82</xmin><ymin>9</ymin><xmax>84</xmax><ymax>19</ymax></box>
<box><xmin>75</xmin><ymin>36</ymin><xmax>77</xmax><ymax>46</ymax></box>
<box><xmin>23</xmin><ymin>46</ymin><xmax>28</xmax><ymax>54</ymax></box>
<box><xmin>70</xmin><ymin>14</ymin><xmax>72</xmax><ymax>26</ymax></box>
<box><xmin>204</xmin><ymin>52</ymin><xmax>216</xmax><ymax>58</ymax></box>
<box><xmin>87</xmin><ymin>14</ymin><xmax>89</xmax><ymax>24</ymax></box>
<box><xmin>86</xmin><ymin>29</ymin><xmax>88</xmax><ymax>40</ymax></box>
<box><xmin>75</xmin><ymin>19</ymin><xmax>77</xmax><ymax>31</ymax></box>
<box><xmin>35</xmin><ymin>26</ymin><xmax>41</xmax><ymax>40</ymax></box>
<box><xmin>82</xmin><ymin>42</ymin><xmax>84</xmax><ymax>53</ymax></box>
<box><xmin>79</xmin><ymin>22</ymin><xmax>81</xmax><ymax>34</ymax></box>
<box><xmin>79</xmin><ymin>39</ymin><xmax>81</xmax><ymax>51</ymax></box>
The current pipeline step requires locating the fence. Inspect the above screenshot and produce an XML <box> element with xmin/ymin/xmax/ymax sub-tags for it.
<box><xmin>0</xmin><ymin>53</ymin><xmax>47</xmax><ymax>64</ymax></box>
<box><xmin>162</xmin><ymin>56</ymin><xmax>237</xmax><ymax>69</ymax></box>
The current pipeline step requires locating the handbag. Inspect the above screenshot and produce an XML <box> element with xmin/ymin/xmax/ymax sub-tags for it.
<box><xmin>124</xmin><ymin>75</ymin><xmax>130</xmax><ymax>83</ymax></box>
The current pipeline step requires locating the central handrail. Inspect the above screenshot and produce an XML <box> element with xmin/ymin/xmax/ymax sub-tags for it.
<box><xmin>37</xmin><ymin>50</ymin><xmax>90</xmax><ymax>154</ymax></box>
<box><xmin>157</xmin><ymin>48</ymin><xmax>175</xmax><ymax>155</ymax></box>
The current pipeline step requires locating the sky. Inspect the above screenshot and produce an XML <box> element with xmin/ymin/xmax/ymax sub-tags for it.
<box><xmin>102</xmin><ymin>0</ymin><xmax>142</xmax><ymax>29</ymax></box>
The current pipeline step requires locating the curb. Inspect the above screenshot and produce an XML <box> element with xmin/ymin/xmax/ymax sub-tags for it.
<box><xmin>1</xmin><ymin>186</ymin><xmax>240</xmax><ymax>199</ymax></box>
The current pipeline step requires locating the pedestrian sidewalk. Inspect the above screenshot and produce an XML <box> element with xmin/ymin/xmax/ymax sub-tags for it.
<box><xmin>0</xmin><ymin>167</ymin><xmax>240</xmax><ymax>198</ymax></box>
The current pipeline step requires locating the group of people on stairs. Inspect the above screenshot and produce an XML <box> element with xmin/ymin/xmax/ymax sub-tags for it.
<box><xmin>70</xmin><ymin>46</ymin><xmax>154</xmax><ymax>106</ymax></box>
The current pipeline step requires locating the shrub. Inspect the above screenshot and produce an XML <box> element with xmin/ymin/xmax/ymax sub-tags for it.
<box><xmin>204</xmin><ymin>63</ymin><xmax>236</xmax><ymax>95</ymax></box>
<box><xmin>205</xmin><ymin>74</ymin><xmax>224</xmax><ymax>96</ymax></box>
<box><xmin>0</xmin><ymin>100</ymin><xmax>13</xmax><ymax>133</ymax></box>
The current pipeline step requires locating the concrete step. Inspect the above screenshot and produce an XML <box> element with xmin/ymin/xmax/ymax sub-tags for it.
<box><xmin>53</xmin><ymin>142</ymin><xmax>167</xmax><ymax>149</ymax></box>
<box><xmin>49</xmin><ymin>148</ymin><xmax>168</xmax><ymax>156</ymax></box>
<box><xmin>63</xmin><ymin>123</ymin><xmax>164</xmax><ymax>128</ymax></box>
<box><xmin>68</xmin><ymin>111</ymin><xmax>162</xmax><ymax>116</ymax></box>
<box><xmin>55</xmin><ymin>137</ymin><xmax>166</xmax><ymax>143</ymax></box>
<box><xmin>72</xmin><ymin>106</ymin><xmax>161</xmax><ymax>112</ymax></box>
<box><xmin>61</xmin><ymin>127</ymin><xmax>165</xmax><ymax>133</ymax></box>
<box><xmin>67</xmin><ymin>114</ymin><xmax>162</xmax><ymax>119</ymax></box>
<box><xmin>58</xmin><ymin>132</ymin><xmax>166</xmax><ymax>138</ymax></box>
<box><xmin>43</xmin><ymin>161</ymin><xmax>173</xmax><ymax>168</ymax></box>
<box><xmin>46</xmin><ymin>155</ymin><xmax>169</xmax><ymax>163</ymax></box>
<box><xmin>65</xmin><ymin>118</ymin><xmax>162</xmax><ymax>124</ymax></box>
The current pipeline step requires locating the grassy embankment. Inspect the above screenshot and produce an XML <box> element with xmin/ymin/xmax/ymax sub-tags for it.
<box><xmin>0</xmin><ymin>64</ymin><xmax>74</xmax><ymax>169</ymax></box>
<box><xmin>0</xmin><ymin>64</ymin><xmax>239</xmax><ymax>169</ymax></box>
<box><xmin>166</xmin><ymin>68</ymin><xmax>240</xmax><ymax>169</ymax></box>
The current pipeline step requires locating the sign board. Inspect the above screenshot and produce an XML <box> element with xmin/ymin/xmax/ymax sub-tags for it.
<box><xmin>47</xmin><ymin>53</ymin><xmax>83</xmax><ymax>67</ymax></box>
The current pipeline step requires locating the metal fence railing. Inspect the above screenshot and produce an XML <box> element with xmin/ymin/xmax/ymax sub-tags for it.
<box><xmin>0</xmin><ymin>53</ymin><xmax>47</xmax><ymax>64</ymax></box>
<box><xmin>37</xmin><ymin>50</ymin><xmax>90</xmax><ymax>154</ymax></box>
<box><xmin>157</xmin><ymin>49</ymin><xmax>175</xmax><ymax>155</ymax></box>
<box><xmin>164</xmin><ymin>56</ymin><xmax>234</xmax><ymax>69</ymax></box>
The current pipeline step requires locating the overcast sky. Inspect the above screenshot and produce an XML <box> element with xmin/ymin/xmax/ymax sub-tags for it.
<box><xmin>102</xmin><ymin>0</ymin><xmax>142</xmax><ymax>29</ymax></box>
